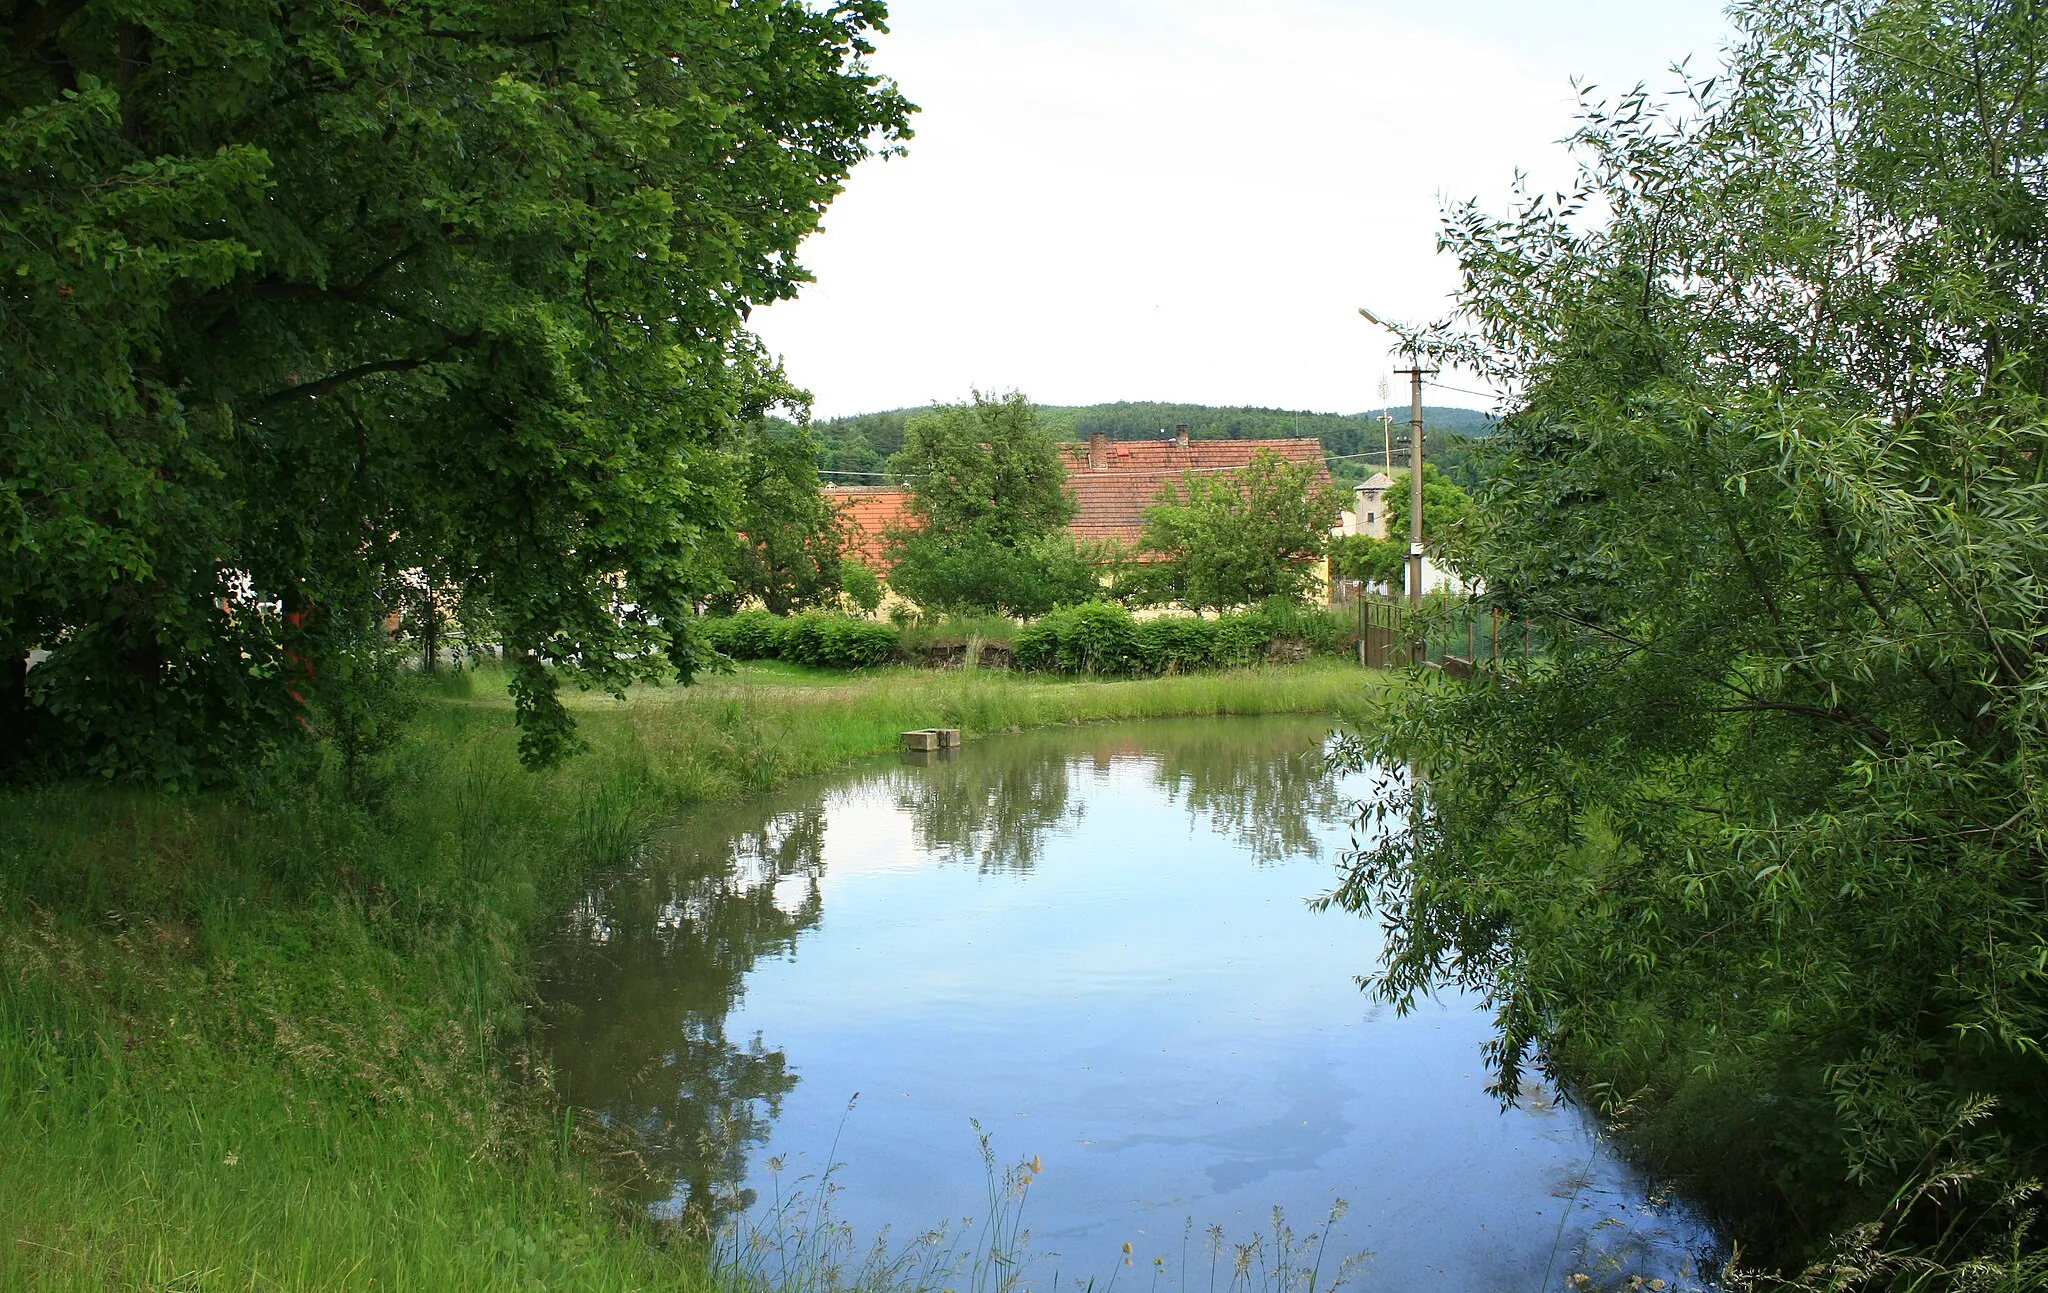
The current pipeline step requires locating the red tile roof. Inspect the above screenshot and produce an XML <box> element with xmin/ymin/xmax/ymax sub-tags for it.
<box><xmin>1060</xmin><ymin>437</ymin><xmax>1333</xmax><ymax>546</ymax></box>
<box><xmin>826</xmin><ymin>486</ymin><xmax>914</xmax><ymax>569</ymax></box>
<box><xmin>825</xmin><ymin>437</ymin><xmax>1335</xmax><ymax>564</ymax></box>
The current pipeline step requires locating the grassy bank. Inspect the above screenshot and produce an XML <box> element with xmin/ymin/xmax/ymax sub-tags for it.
<box><xmin>1</xmin><ymin>661</ymin><xmax>1383</xmax><ymax>1291</ymax></box>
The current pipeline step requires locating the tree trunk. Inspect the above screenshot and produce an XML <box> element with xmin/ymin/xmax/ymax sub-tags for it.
<box><xmin>420</xmin><ymin>588</ymin><xmax>439</xmax><ymax>674</ymax></box>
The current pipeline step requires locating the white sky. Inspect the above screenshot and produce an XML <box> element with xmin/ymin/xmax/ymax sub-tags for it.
<box><xmin>753</xmin><ymin>0</ymin><xmax>1740</xmax><ymax>419</ymax></box>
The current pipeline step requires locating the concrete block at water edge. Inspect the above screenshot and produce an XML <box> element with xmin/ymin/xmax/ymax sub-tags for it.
<box><xmin>902</xmin><ymin>729</ymin><xmax>941</xmax><ymax>752</ymax></box>
<box><xmin>935</xmin><ymin>728</ymin><xmax>962</xmax><ymax>748</ymax></box>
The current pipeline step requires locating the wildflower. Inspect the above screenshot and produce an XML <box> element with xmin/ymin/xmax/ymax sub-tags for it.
<box><xmin>223</xmin><ymin>1151</ymin><xmax>240</xmax><ymax>1167</ymax></box>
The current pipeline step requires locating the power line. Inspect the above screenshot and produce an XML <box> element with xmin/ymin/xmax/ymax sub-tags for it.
<box><xmin>1425</xmin><ymin>378</ymin><xmax>1505</xmax><ymax>402</ymax></box>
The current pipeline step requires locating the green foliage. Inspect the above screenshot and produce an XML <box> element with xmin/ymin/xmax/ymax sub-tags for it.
<box><xmin>886</xmin><ymin>531</ymin><xmax>1105</xmax><ymax>618</ymax></box>
<box><xmin>1380</xmin><ymin>466</ymin><xmax>1477</xmax><ymax>553</ymax></box>
<box><xmin>1131</xmin><ymin>615</ymin><xmax>1220</xmax><ymax>673</ymax></box>
<box><xmin>889</xmin><ymin>392</ymin><xmax>1076</xmax><ymax>544</ymax></box>
<box><xmin>839</xmin><ymin>561</ymin><xmax>885</xmax><ymax>616</ymax></box>
<box><xmin>1012</xmin><ymin>603</ymin><xmax>1140</xmax><ymax>675</ymax></box>
<box><xmin>309</xmin><ymin>616</ymin><xmax>420</xmax><ymax>806</ymax></box>
<box><xmin>1211</xmin><ymin>610</ymin><xmax>1277</xmax><ymax>667</ymax></box>
<box><xmin>701</xmin><ymin>610</ymin><xmax>791</xmax><ymax>661</ymax></box>
<box><xmin>701</xmin><ymin>611</ymin><xmax>897</xmax><ymax>670</ymax></box>
<box><xmin>1012</xmin><ymin>603</ymin><xmax>1349</xmax><ymax>676</ymax></box>
<box><xmin>780</xmin><ymin>613</ymin><xmax>898</xmax><ymax>669</ymax></box>
<box><xmin>1134</xmin><ymin>450</ymin><xmax>1342</xmax><ymax>610</ymax></box>
<box><xmin>0</xmin><ymin>0</ymin><xmax>911</xmax><ymax>779</ymax></box>
<box><xmin>1327</xmin><ymin>534</ymin><xmax>1406</xmax><ymax>589</ymax></box>
<box><xmin>1329</xmin><ymin>466</ymin><xmax>1478</xmax><ymax>592</ymax></box>
<box><xmin>711</xmin><ymin>422</ymin><xmax>846</xmax><ymax>616</ymax></box>
<box><xmin>1330</xmin><ymin>1</ymin><xmax>2048</xmax><ymax>1279</ymax></box>
<box><xmin>881</xmin><ymin>392</ymin><xmax>1098</xmax><ymax>617</ymax></box>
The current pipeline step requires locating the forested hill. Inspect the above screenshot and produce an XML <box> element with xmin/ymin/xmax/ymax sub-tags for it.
<box><xmin>809</xmin><ymin>401</ymin><xmax>1495</xmax><ymax>484</ymax></box>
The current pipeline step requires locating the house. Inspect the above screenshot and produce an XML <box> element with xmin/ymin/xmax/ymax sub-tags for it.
<box><xmin>826</xmin><ymin>427</ymin><xmax>1336</xmax><ymax>570</ymax></box>
<box><xmin>1059</xmin><ymin>428</ymin><xmax>1332</xmax><ymax>548</ymax></box>
<box><xmin>825</xmin><ymin>484</ymin><xmax>914</xmax><ymax>570</ymax></box>
<box><xmin>1329</xmin><ymin>470</ymin><xmax>1471</xmax><ymax>597</ymax></box>
<box><xmin>1333</xmin><ymin>472</ymin><xmax>1395</xmax><ymax>541</ymax></box>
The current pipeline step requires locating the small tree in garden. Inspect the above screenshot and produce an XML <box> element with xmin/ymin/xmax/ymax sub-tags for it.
<box><xmin>839</xmin><ymin>561</ymin><xmax>885</xmax><ymax>616</ymax></box>
<box><xmin>1134</xmin><ymin>450</ymin><xmax>1341</xmax><ymax>610</ymax></box>
<box><xmin>889</xmin><ymin>392</ymin><xmax>1075</xmax><ymax>543</ymax></box>
<box><xmin>710</xmin><ymin>422</ymin><xmax>845</xmax><ymax>616</ymax></box>
<box><xmin>885</xmin><ymin>392</ymin><xmax>1096</xmax><ymax>615</ymax></box>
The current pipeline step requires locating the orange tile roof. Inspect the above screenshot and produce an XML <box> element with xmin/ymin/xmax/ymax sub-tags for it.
<box><xmin>826</xmin><ymin>485</ymin><xmax>915</xmax><ymax>569</ymax></box>
<box><xmin>1060</xmin><ymin>437</ymin><xmax>1333</xmax><ymax>546</ymax></box>
<box><xmin>825</xmin><ymin>438</ymin><xmax>1335</xmax><ymax>565</ymax></box>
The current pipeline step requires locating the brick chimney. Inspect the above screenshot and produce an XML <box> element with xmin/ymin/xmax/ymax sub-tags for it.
<box><xmin>1088</xmin><ymin>431</ymin><xmax>1108</xmax><ymax>470</ymax></box>
<box><xmin>1174</xmin><ymin>424</ymin><xmax>1190</xmax><ymax>450</ymax></box>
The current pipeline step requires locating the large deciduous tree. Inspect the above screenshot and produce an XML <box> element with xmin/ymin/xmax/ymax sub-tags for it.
<box><xmin>1330</xmin><ymin>0</ymin><xmax>2048</xmax><ymax>1279</ymax></box>
<box><xmin>0</xmin><ymin>0</ymin><xmax>911</xmax><ymax>779</ymax></box>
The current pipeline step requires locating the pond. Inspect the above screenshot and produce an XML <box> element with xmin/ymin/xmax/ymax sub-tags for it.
<box><xmin>540</xmin><ymin>716</ymin><xmax>1718</xmax><ymax>1292</ymax></box>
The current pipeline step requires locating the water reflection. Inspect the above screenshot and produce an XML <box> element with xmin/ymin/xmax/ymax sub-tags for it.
<box><xmin>544</xmin><ymin>806</ymin><xmax>826</xmax><ymax>1219</ymax></box>
<box><xmin>540</xmin><ymin>718</ymin><xmax>1716</xmax><ymax>1290</ymax></box>
<box><xmin>541</xmin><ymin>719</ymin><xmax>1345</xmax><ymax>1225</ymax></box>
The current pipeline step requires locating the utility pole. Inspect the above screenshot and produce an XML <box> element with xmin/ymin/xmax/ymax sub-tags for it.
<box><xmin>1392</xmin><ymin>360</ymin><xmax>1437</xmax><ymax>606</ymax></box>
<box><xmin>1377</xmin><ymin>412</ymin><xmax>1394</xmax><ymax>473</ymax></box>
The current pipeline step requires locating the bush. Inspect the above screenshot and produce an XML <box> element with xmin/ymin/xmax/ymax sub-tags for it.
<box><xmin>701</xmin><ymin>610</ymin><xmax>789</xmax><ymax>661</ymax></box>
<box><xmin>840</xmin><ymin>561</ymin><xmax>884</xmax><ymax>615</ymax></box>
<box><xmin>782</xmin><ymin>613</ymin><xmax>899</xmax><ymax>669</ymax></box>
<box><xmin>886</xmin><ymin>531</ymin><xmax>1105</xmax><ymax>617</ymax></box>
<box><xmin>1013</xmin><ymin>603</ymin><xmax>1140</xmax><ymax>674</ymax></box>
<box><xmin>1131</xmin><ymin>615</ymin><xmax>1219</xmax><ymax>674</ymax></box>
<box><xmin>1211</xmin><ymin>609</ymin><xmax>1274</xmax><ymax>666</ymax></box>
<box><xmin>1256</xmin><ymin>598</ymin><xmax>1352</xmax><ymax>656</ymax></box>
<box><xmin>701</xmin><ymin>610</ymin><xmax>897</xmax><ymax>669</ymax></box>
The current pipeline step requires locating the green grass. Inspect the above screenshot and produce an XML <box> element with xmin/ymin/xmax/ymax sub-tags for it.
<box><xmin>1</xmin><ymin>661</ymin><xmax>1389</xmax><ymax>1291</ymax></box>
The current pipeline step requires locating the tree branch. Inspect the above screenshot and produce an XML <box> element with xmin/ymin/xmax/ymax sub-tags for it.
<box><xmin>248</xmin><ymin>357</ymin><xmax>437</xmax><ymax>413</ymax></box>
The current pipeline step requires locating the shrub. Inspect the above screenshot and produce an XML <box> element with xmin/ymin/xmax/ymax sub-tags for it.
<box><xmin>702</xmin><ymin>611</ymin><xmax>897</xmax><ymax>669</ymax></box>
<box><xmin>1212</xmin><ymin>610</ymin><xmax>1274</xmax><ymax>666</ymax></box>
<box><xmin>1013</xmin><ymin>603</ymin><xmax>1140</xmax><ymax>675</ymax></box>
<box><xmin>702</xmin><ymin>610</ymin><xmax>789</xmax><ymax>661</ymax></box>
<box><xmin>1131</xmin><ymin>615</ymin><xmax>1219</xmax><ymax>674</ymax></box>
<box><xmin>782</xmin><ymin>613</ymin><xmax>898</xmax><ymax>669</ymax></box>
<box><xmin>1257</xmin><ymin>598</ymin><xmax>1352</xmax><ymax>656</ymax></box>
<box><xmin>840</xmin><ymin>561</ymin><xmax>885</xmax><ymax>615</ymax></box>
<box><xmin>886</xmin><ymin>531</ymin><xmax>1106</xmax><ymax>617</ymax></box>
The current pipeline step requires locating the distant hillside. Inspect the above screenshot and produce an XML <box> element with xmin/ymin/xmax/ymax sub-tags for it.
<box><xmin>810</xmin><ymin>401</ymin><xmax>1496</xmax><ymax>487</ymax></box>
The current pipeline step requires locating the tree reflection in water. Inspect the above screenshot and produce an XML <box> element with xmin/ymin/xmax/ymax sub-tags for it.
<box><xmin>897</xmin><ymin>719</ymin><xmax>1343</xmax><ymax>873</ymax></box>
<box><xmin>541</xmin><ymin>806</ymin><xmax>825</xmax><ymax>1225</ymax></box>
<box><xmin>541</xmin><ymin>716</ymin><xmax>1345</xmax><ymax>1230</ymax></box>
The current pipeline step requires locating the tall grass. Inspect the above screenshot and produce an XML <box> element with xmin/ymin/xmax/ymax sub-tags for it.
<box><xmin>0</xmin><ymin>661</ymin><xmax>1386</xmax><ymax>1291</ymax></box>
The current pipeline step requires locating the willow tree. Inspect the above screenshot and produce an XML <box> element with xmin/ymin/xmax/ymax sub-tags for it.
<box><xmin>1331</xmin><ymin>0</ymin><xmax>2048</xmax><ymax>1280</ymax></box>
<box><xmin>0</xmin><ymin>0</ymin><xmax>911</xmax><ymax>778</ymax></box>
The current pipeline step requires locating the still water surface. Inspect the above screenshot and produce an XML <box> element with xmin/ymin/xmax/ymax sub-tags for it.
<box><xmin>541</xmin><ymin>717</ymin><xmax>1716</xmax><ymax>1291</ymax></box>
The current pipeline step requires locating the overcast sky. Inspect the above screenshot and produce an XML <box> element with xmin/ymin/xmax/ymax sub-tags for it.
<box><xmin>752</xmin><ymin>0</ymin><xmax>1739</xmax><ymax>419</ymax></box>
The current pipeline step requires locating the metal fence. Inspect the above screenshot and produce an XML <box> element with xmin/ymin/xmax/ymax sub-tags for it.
<box><xmin>1332</xmin><ymin>592</ymin><xmax>1546</xmax><ymax>675</ymax></box>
